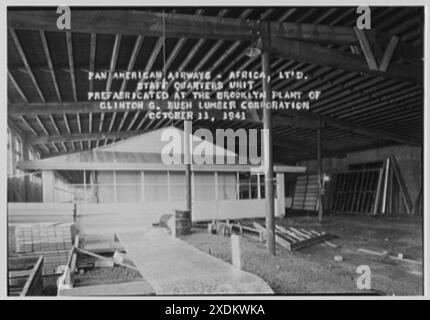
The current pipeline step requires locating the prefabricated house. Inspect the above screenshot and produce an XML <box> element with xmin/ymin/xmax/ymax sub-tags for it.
<box><xmin>14</xmin><ymin>127</ymin><xmax>306</xmax><ymax>232</ymax></box>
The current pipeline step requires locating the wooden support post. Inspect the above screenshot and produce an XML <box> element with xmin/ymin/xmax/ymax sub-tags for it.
<box><xmin>372</xmin><ymin>167</ymin><xmax>384</xmax><ymax>215</ymax></box>
<box><xmin>317</xmin><ymin>128</ymin><xmax>323</xmax><ymax>222</ymax></box>
<box><xmin>261</xmin><ymin>23</ymin><xmax>275</xmax><ymax>256</ymax></box>
<box><xmin>381</xmin><ymin>158</ymin><xmax>390</xmax><ymax>214</ymax></box>
<box><xmin>231</xmin><ymin>234</ymin><xmax>242</xmax><ymax>269</ymax></box>
<box><xmin>184</xmin><ymin>120</ymin><xmax>192</xmax><ymax>218</ymax></box>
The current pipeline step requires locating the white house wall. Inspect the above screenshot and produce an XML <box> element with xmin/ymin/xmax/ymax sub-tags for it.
<box><xmin>76</xmin><ymin>199</ymin><xmax>283</xmax><ymax>236</ymax></box>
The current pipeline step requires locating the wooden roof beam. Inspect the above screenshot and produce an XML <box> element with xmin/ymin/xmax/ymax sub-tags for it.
<box><xmin>65</xmin><ymin>32</ymin><xmax>78</xmax><ymax>102</ymax></box>
<box><xmin>8</xmin><ymin>9</ymin><xmax>421</xmax><ymax>63</ymax></box>
<box><xmin>40</xmin><ymin>31</ymin><xmax>62</xmax><ymax>102</ymax></box>
<box><xmin>266</xmin><ymin>37</ymin><xmax>422</xmax><ymax>84</ymax></box>
<box><xmin>8</xmin><ymin>70</ymin><xmax>28</xmax><ymax>103</ymax></box>
<box><xmin>9</xmin><ymin>29</ymin><xmax>45</xmax><ymax>102</ymax></box>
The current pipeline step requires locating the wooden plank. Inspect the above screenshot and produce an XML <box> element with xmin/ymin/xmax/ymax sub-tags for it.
<box><xmin>75</xmin><ymin>247</ymin><xmax>140</xmax><ymax>272</ymax></box>
<box><xmin>20</xmin><ymin>256</ymin><xmax>43</xmax><ymax>296</ymax></box>
<box><xmin>287</xmin><ymin>233</ymin><xmax>332</xmax><ymax>251</ymax></box>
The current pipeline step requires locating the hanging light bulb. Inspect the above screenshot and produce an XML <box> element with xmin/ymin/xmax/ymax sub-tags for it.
<box><xmin>245</xmin><ymin>47</ymin><xmax>262</xmax><ymax>58</ymax></box>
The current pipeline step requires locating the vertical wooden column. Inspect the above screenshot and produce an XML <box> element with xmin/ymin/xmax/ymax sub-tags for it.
<box><xmin>317</xmin><ymin>128</ymin><xmax>324</xmax><ymax>223</ymax></box>
<box><xmin>184</xmin><ymin>120</ymin><xmax>192</xmax><ymax>218</ymax></box>
<box><xmin>261</xmin><ymin>24</ymin><xmax>275</xmax><ymax>255</ymax></box>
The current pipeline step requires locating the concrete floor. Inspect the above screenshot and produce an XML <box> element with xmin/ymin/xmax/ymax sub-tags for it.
<box><xmin>117</xmin><ymin>228</ymin><xmax>273</xmax><ymax>295</ymax></box>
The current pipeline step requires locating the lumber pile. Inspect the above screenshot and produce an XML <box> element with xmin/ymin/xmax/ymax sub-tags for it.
<box><xmin>13</xmin><ymin>222</ymin><xmax>74</xmax><ymax>253</ymax></box>
<box><xmin>11</xmin><ymin>222</ymin><xmax>75</xmax><ymax>275</ymax></box>
<box><xmin>253</xmin><ymin>222</ymin><xmax>332</xmax><ymax>251</ymax></box>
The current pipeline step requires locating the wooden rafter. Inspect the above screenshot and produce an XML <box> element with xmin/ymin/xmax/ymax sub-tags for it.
<box><xmin>8</xmin><ymin>70</ymin><xmax>28</xmax><ymax>103</ymax></box>
<box><xmin>35</xmin><ymin>115</ymin><xmax>49</xmax><ymax>135</ymax></box>
<box><xmin>19</xmin><ymin>115</ymin><xmax>38</xmax><ymax>136</ymax></box>
<box><xmin>39</xmin><ymin>31</ymin><xmax>62</xmax><ymax>102</ymax></box>
<box><xmin>9</xmin><ymin>29</ymin><xmax>45</xmax><ymax>102</ymax></box>
<box><xmin>65</xmin><ymin>32</ymin><xmax>78</xmax><ymax>102</ymax></box>
<box><xmin>98</xmin><ymin>34</ymin><xmax>122</xmax><ymax>146</ymax></box>
<box><xmin>106</xmin><ymin>34</ymin><xmax>122</xmax><ymax>92</ymax></box>
<box><xmin>89</xmin><ymin>33</ymin><xmax>96</xmax><ymax>92</ymax></box>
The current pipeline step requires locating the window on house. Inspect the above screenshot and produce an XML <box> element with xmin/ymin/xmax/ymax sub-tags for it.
<box><xmin>238</xmin><ymin>172</ymin><xmax>260</xmax><ymax>200</ymax></box>
<box><xmin>217</xmin><ymin>172</ymin><xmax>236</xmax><ymax>200</ymax></box>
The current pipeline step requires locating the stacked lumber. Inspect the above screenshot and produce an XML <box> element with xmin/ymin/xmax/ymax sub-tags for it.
<box><xmin>14</xmin><ymin>222</ymin><xmax>74</xmax><ymax>253</ymax></box>
<box><xmin>11</xmin><ymin>222</ymin><xmax>74</xmax><ymax>275</ymax></box>
<box><xmin>253</xmin><ymin>222</ymin><xmax>332</xmax><ymax>251</ymax></box>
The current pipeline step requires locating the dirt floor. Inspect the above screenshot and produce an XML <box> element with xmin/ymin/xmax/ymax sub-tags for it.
<box><xmin>184</xmin><ymin>215</ymin><xmax>423</xmax><ymax>296</ymax></box>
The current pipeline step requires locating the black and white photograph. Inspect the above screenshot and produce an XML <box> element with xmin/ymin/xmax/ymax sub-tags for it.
<box><xmin>2</xmin><ymin>2</ymin><xmax>426</xmax><ymax>301</ymax></box>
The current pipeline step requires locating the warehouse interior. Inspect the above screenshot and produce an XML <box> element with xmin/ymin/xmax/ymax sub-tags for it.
<box><xmin>7</xmin><ymin>7</ymin><xmax>423</xmax><ymax>296</ymax></box>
